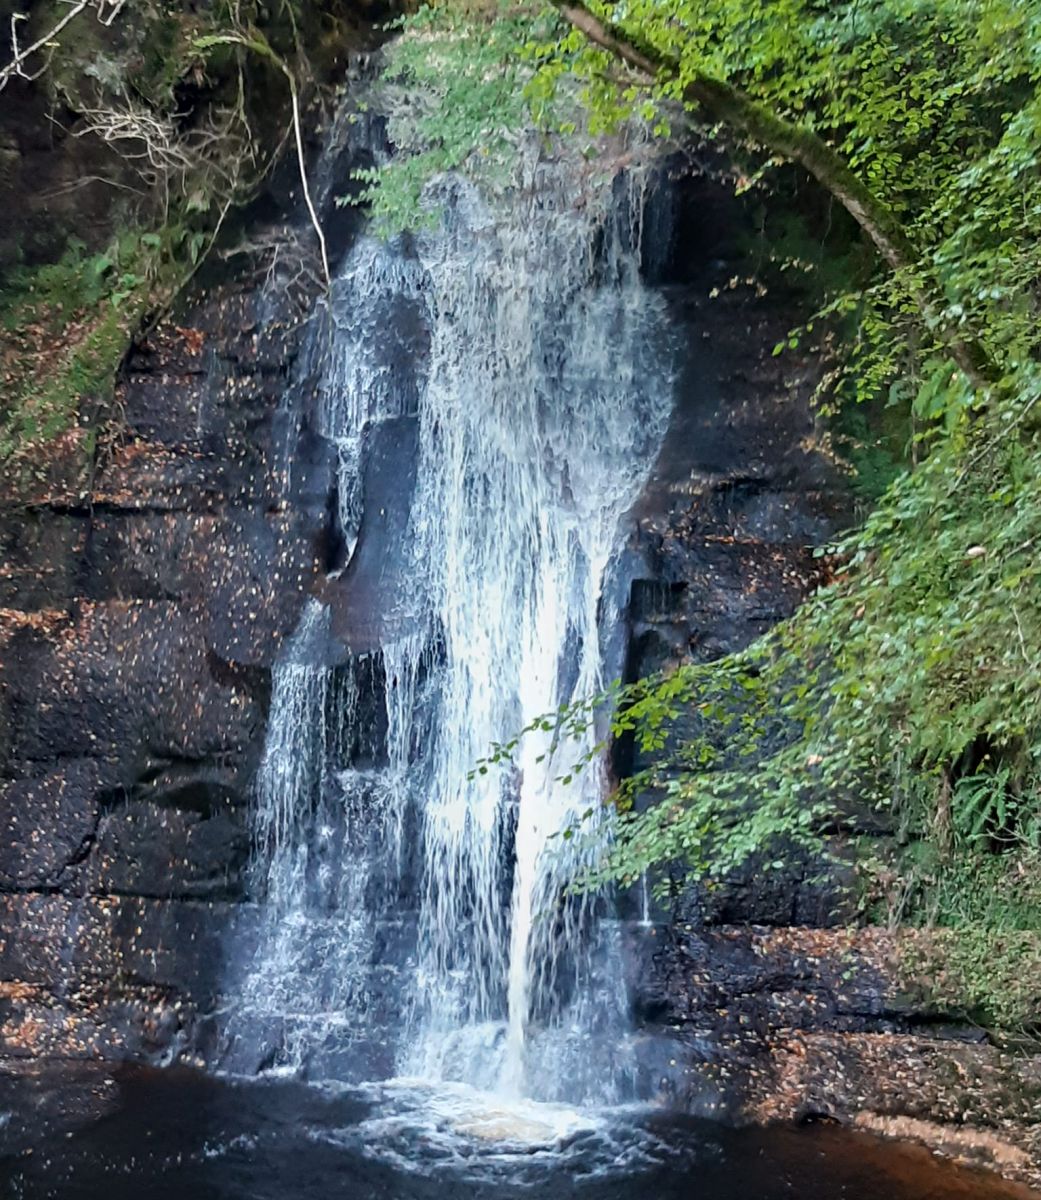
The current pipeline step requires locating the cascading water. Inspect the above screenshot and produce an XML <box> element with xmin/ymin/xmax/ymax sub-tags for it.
<box><xmin>223</xmin><ymin>149</ymin><xmax>675</xmax><ymax>1108</ymax></box>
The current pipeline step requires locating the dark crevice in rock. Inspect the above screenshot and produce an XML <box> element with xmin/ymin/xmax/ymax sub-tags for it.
<box><xmin>204</xmin><ymin>651</ymin><xmax>272</xmax><ymax>724</ymax></box>
<box><xmin>60</xmin><ymin>831</ymin><xmax>99</xmax><ymax>875</ymax></box>
<box><xmin>21</xmin><ymin>501</ymin><xmax>220</xmax><ymax>518</ymax></box>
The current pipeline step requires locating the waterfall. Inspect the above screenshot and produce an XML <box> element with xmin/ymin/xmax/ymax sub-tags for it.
<box><xmin>223</xmin><ymin>154</ymin><xmax>675</xmax><ymax>1105</ymax></box>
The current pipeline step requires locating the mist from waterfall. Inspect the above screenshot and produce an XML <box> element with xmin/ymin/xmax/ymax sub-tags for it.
<box><xmin>223</xmin><ymin>157</ymin><xmax>675</xmax><ymax>1106</ymax></box>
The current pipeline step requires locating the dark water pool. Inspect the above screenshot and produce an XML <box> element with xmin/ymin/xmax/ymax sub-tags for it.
<box><xmin>0</xmin><ymin>1066</ymin><xmax>1034</xmax><ymax>1200</ymax></box>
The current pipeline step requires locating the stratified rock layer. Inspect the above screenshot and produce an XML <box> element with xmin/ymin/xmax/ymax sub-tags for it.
<box><xmin>0</xmin><ymin>280</ymin><xmax>324</xmax><ymax>1059</ymax></box>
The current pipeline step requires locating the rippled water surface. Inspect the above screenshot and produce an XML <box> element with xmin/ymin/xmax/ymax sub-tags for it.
<box><xmin>1</xmin><ymin>1067</ymin><xmax>1034</xmax><ymax>1200</ymax></box>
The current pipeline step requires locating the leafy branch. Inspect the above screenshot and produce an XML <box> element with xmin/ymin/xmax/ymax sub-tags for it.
<box><xmin>550</xmin><ymin>0</ymin><xmax>998</xmax><ymax>393</ymax></box>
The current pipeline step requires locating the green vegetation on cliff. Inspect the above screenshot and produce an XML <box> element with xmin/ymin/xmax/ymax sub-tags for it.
<box><xmin>0</xmin><ymin>230</ymin><xmax>200</xmax><ymax>467</ymax></box>
<box><xmin>365</xmin><ymin>0</ymin><xmax>1041</xmax><ymax>1032</ymax></box>
<box><xmin>0</xmin><ymin>0</ymin><xmax>369</xmax><ymax>474</ymax></box>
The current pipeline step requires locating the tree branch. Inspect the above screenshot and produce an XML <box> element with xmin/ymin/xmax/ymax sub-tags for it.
<box><xmin>1</xmin><ymin>2</ymin><xmax>90</xmax><ymax>92</ymax></box>
<box><xmin>554</xmin><ymin>0</ymin><xmax>997</xmax><ymax>392</ymax></box>
<box><xmin>1</xmin><ymin>1</ymin><xmax>129</xmax><ymax>91</ymax></box>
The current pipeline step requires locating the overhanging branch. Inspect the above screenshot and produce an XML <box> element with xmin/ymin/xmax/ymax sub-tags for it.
<box><xmin>555</xmin><ymin>0</ymin><xmax>997</xmax><ymax>392</ymax></box>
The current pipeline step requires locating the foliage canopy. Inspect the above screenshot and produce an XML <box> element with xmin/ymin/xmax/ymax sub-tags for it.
<box><xmin>367</xmin><ymin>0</ymin><xmax>1041</xmax><ymax>966</ymax></box>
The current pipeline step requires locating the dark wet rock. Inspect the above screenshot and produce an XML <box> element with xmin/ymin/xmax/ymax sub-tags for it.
<box><xmin>622</xmin><ymin>173</ymin><xmax>848</xmax><ymax>730</ymax></box>
<box><xmin>0</xmin><ymin>605</ymin><xmax>264</xmax><ymax>816</ymax></box>
<box><xmin>0</xmin><ymin>264</ymin><xmax>319</xmax><ymax>1066</ymax></box>
<box><xmin>0</xmin><ymin>1060</ymin><xmax>122</xmax><ymax>1158</ymax></box>
<box><xmin>325</xmin><ymin>414</ymin><xmax>422</xmax><ymax>652</ymax></box>
<box><xmin>0</xmin><ymin>893</ymin><xmax>261</xmax><ymax>1061</ymax></box>
<box><xmin>0</xmin><ymin>81</ymin><xmax>426</xmax><ymax>1064</ymax></box>
<box><xmin>624</xmin><ymin>922</ymin><xmax>1041</xmax><ymax>1188</ymax></box>
<box><xmin>82</xmin><ymin>800</ymin><xmax>250</xmax><ymax>902</ymax></box>
<box><xmin>601</xmin><ymin>181</ymin><xmax>1041</xmax><ymax>1181</ymax></box>
<box><xmin>631</xmin><ymin>926</ymin><xmax>909</xmax><ymax>1047</ymax></box>
<box><xmin>0</xmin><ymin>760</ymin><xmax>104</xmax><ymax>891</ymax></box>
<box><xmin>663</xmin><ymin>843</ymin><xmax>862</xmax><ymax>930</ymax></box>
<box><xmin>616</xmin><ymin>171</ymin><xmax>856</xmax><ymax>935</ymax></box>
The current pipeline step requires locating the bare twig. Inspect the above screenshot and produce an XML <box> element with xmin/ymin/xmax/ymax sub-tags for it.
<box><xmin>1012</xmin><ymin>605</ymin><xmax>1039</xmax><ymax>672</ymax></box>
<box><xmin>48</xmin><ymin>93</ymin><xmax>253</xmax><ymax>231</ymax></box>
<box><xmin>2</xmin><ymin>3</ymin><xmax>88</xmax><ymax>91</ymax></box>
<box><xmin>1</xmin><ymin>0</ymin><xmax>126</xmax><ymax>92</ymax></box>
<box><xmin>39</xmin><ymin>173</ymin><xmax>148</xmax><ymax>199</ymax></box>
<box><xmin>949</xmin><ymin>387</ymin><xmax>1041</xmax><ymax>495</ymax></box>
<box><xmin>98</xmin><ymin>0</ymin><xmax>127</xmax><ymax>27</ymax></box>
<box><xmin>284</xmin><ymin>64</ymin><xmax>330</xmax><ymax>289</ymax></box>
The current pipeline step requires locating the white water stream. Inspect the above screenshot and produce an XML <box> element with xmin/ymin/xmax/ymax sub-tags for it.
<box><xmin>226</xmin><ymin>159</ymin><xmax>675</xmax><ymax>1108</ymax></box>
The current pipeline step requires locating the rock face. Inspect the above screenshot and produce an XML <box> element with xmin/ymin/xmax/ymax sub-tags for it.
<box><xmin>0</xmin><ymin>151</ymin><xmax>846</xmax><ymax>1062</ymax></box>
<box><xmin>0</xmin><ymin>269</ymin><xmax>333</xmax><ymax>1056</ymax></box>
<box><xmin>625</xmin><ymin>922</ymin><xmax>1041</xmax><ymax>1186</ymax></box>
<box><xmin>1</xmin><ymin>123</ymin><xmax>1037</xmax><ymax>1186</ymax></box>
<box><xmin>609</xmin><ymin>174</ymin><xmax>1041</xmax><ymax>1186</ymax></box>
<box><xmin>621</xmin><ymin>168</ymin><xmax>858</xmax><ymax>923</ymax></box>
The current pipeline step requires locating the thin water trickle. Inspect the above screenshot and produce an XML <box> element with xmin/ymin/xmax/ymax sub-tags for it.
<box><xmin>638</xmin><ymin>874</ymin><xmax>653</xmax><ymax>930</ymax></box>
<box><xmin>223</xmin><ymin>155</ymin><xmax>675</xmax><ymax>1106</ymax></box>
